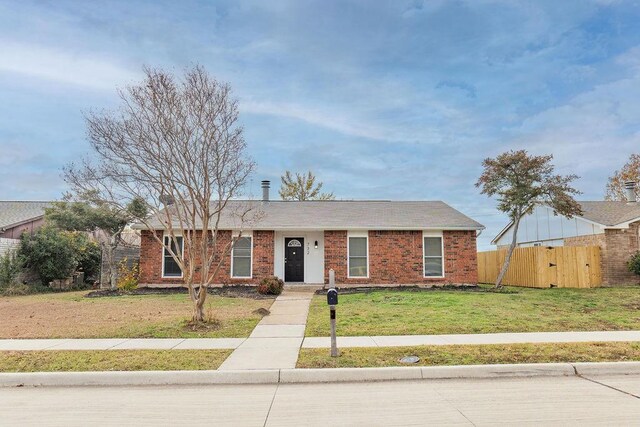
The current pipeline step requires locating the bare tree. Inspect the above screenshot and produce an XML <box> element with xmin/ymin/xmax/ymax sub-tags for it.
<box><xmin>476</xmin><ymin>150</ymin><xmax>582</xmax><ymax>288</ymax></box>
<box><xmin>279</xmin><ymin>170</ymin><xmax>335</xmax><ymax>200</ymax></box>
<box><xmin>64</xmin><ymin>65</ymin><xmax>256</xmax><ymax>322</ymax></box>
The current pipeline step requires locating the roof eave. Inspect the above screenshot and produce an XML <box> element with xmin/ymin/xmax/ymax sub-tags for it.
<box><xmin>491</xmin><ymin>220</ymin><xmax>514</xmax><ymax>245</ymax></box>
<box><xmin>132</xmin><ymin>224</ymin><xmax>485</xmax><ymax>231</ymax></box>
<box><xmin>603</xmin><ymin>216</ymin><xmax>640</xmax><ymax>229</ymax></box>
<box><xmin>0</xmin><ymin>214</ymin><xmax>45</xmax><ymax>231</ymax></box>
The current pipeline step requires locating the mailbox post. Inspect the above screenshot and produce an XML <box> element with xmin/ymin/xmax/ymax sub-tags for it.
<box><xmin>327</xmin><ymin>269</ymin><xmax>339</xmax><ymax>357</ymax></box>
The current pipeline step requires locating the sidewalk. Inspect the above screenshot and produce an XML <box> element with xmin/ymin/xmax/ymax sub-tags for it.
<box><xmin>0</xmin><ymin>338</ymin><xmax>244</xmax><ymax>351</ymax></box>
<box><xmin>1</xmin><ymin>330</ymin><xmax>639</xmax><ymax>352</ymax></box>
<box><xmin>301</xmin><ymin>330</ymin><xmax>640</xmax><ymax>348</ymax></box>
<box><xmin>217</xmin><ymin>289</ymin><xmax>314</xmax><ymax>370</ymax></box>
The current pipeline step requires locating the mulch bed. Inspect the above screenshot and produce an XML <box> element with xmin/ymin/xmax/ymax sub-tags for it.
<box><xmin>314</xmin><ymin>284</ymin><xmax>519</xmax><ymax>295</ymax></box>
<box><xmin>85</xmin><ymin>285</ymin><xmax>276</xmax><ymax>300</ymax></box>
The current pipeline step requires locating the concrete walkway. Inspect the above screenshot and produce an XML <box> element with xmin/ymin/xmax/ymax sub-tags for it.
<box><xmin>301</xmin><ymin>330</ymin><xmax>640</xmax><ymax>348</ymax></box>
<box><xmin>1</xmin><ymin>330</ymin><xmax>640</xmax><ymax>352</ymax></box>
<box><xmin>0</xmin><ymin>338</ymin><xmax>245</xmax><ymax>351</ymax></box>
<box><xmin>218</xmin><ymin>290</ymin><xmax>314</xmax><ymax>370</ymax></box>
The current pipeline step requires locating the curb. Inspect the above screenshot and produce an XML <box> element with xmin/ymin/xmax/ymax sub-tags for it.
<box><xmin>281</xmin><ymin>367</ymin><xmax>424</xmax><ymax>383</ymax></box>
<box><xmin>4</xmin><ymin>361</ymin><xmax>640</xmax><ymax>387</ymax></box>
<box><xmin>419</xmin><ymin>363</ymin><xmax>576</xmax><ymax>379</ymax></box>
<box><xmin>573</xmin><ymin>361</ymin><xmax>640</xmax><ymax>377</ymax></box>
<box><xmin>0</xmin><ymin>370</ymin><xmax>280</xmax><ymax>387</ymax></box>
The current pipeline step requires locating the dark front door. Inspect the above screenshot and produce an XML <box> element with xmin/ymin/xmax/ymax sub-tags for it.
<box><xmin>285</xmin><ymin>238</ymin><xmax>304</xmax><ymax>282</ymax></box>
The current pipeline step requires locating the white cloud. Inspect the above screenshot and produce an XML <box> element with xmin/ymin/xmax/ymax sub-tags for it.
<box><xmin>504</xmin><ymin>48</ymin><xmax>640</xmax><ymax>196</ymax></box>
<box><xmin>0</xmin><ymin>40</ymin><xmax>139</xmax><ymax>90</ymax></box>
<box><xmin>242</xmin><ymin>99</ymin><xmax>401</xmax><ymax>142</ymax></box>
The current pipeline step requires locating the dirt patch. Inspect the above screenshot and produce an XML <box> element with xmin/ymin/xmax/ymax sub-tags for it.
<box><xmin>252</xmin><ymin>307</ymin><xmax>270</xmax><ymax>316</ymax></box>
<box><xmin>183</xmin><ymin>319</ymin><xmax>222</xmax><ymax>333</ymax></box>
<box><xmin>623</xmin><ymin>302</ymin><xmax>640</xmax><ymax>310</ymax></box>
<box><xmin>85</xmin><ymin>289</ymin><xmax>123</xmax><ymax>298</ymax></box>
<box><xmin>0</xmin><ymin>290</ymin><xmax>273</xmax><ymax>339</ymax></box>
<box><xmin>313</xmin><ymin>284</ymin><xmax>511</xmax><ymax>296</ymax></box>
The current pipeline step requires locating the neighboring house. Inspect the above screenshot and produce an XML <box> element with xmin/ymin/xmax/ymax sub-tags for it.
<box><xmin>0</xmin><ymin>201</ymin><xmax>51</xmax><ymax>256</ymax></box>
<box><xmin>135</xmin><ymin>182</ymin><xmax>484</xmax><ymax>287</ymax></box>
<box><xmin>0</xmin><ymin>201</ymin><xmax>51</xmax><ymax>240</ymax></box>
<box><xmin>492</xmin><ymin>193</ymin><xmax>640</xmax><ymax>285</ymax></box>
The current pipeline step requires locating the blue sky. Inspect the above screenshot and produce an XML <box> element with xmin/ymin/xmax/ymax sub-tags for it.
<box><xmin>1</xmin><ymin>0</ymin><xmax>640</xmax><ymax>249</ymax></box>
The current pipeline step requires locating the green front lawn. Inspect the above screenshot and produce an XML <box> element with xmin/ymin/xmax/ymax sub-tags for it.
<box><xmin>0</xmin><ymin>291</ymin><xmax>274</xmax><ymax>338</ymax></box>
<box><xmin>0</xmin><ymin>350</ymin><xmax>231</xmax><ymax>372</ymax></box>
<box><xmin>297</xmin><ymin>342</ymin><xmax>640</xmax><ymax>368</ymax></box>
<box><xmin>305</xmin><ymin>286</ymin><xmax>640</xmax><ymax>337</ymax></box>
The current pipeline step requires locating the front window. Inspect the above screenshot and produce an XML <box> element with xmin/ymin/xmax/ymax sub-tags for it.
<box><xmin>232</xmin><ymin>236</ymin><xmax>252</xmax><ymax>278</ymax></box>
<box><xmin>163</xmin><ymin>236</ymin><xmax>183</xmax><ymax>277</ymax></box>
<box><xmin>348</xmin><ymin>236</ymin><xmax>368</xmax><ymax>277</ymax></box>
<box><xmin>424</xmin><ymin>236</ymin><xmax>443</xmax><ymax>277</ymax></box>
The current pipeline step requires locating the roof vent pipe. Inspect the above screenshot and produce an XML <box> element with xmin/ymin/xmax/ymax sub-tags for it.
<box><xmin>624</xmin><ymin>181</ymin><xmax>637</xmax><ymax>204</ymax></box>
<box><xmin>261</xmin><ymin>180</ymin><xmax>270</xmax><ymax>202</ymax></box>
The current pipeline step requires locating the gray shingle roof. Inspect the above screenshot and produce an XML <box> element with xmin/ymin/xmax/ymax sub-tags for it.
<box><xmin>0</xmin><ymin>201</ymin><xmax>51</xmax><ymax>230</ymax></box>
<box><xmin>578</xmin><ymin>201</ymin><xmax>640</xmax><ymax>226</ymax></box>
<box><xmin>137</xmin><ymin>200</ymin><xmax>484</xmax><ymax>230</ymax></box>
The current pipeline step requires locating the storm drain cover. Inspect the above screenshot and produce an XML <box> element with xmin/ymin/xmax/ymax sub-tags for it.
<box><xmin>399</xmin><ymin>356</ymin><xmax>420</xmax><ymax>364</ymax></box>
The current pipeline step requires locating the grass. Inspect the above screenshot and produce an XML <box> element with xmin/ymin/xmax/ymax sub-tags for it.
<box><xmin>305</xmin><ymin>286</ymin><xmax>640</xmax><ymax>337</ymax></box>
<box><xmin>0</xmin><ymin>350</ymin><xmax>231</xmax><ymax>372</ymax></box>
<box><xmin>297</xmin><ymin>342</ymin><xmax>640</xmax><ymax>368</ymax></box>
<box><xmin>0</xmin><ymin>291</ymin><xmax>274</xmax><ymax>338</ymax></box>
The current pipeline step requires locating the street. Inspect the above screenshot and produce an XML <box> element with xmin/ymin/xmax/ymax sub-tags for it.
<box><xmin>1</xmin><ymin>374</ymin><xmax>639</xmax><ymax>426</ymax></box>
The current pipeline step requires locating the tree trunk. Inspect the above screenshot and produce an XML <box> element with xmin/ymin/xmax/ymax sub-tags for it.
<box><xmin>192</xmin><ymin>286</ymin><xmax>207</xmax><ymax>322</ymax></box>
<box><xmin>109</xmin><ymin>260</ymin><xmax>117</xmax><ymax>290</ymax></box>
<box><xmin>193</xmin><ymin>303</ymin><xmax>205</xmax><ymax>323</ymax></box>
<box><xmin>495</xmin><ymin>216</ymin><xmax>521</xmax><ymax>289</ymax></box>
<box><xmin>102</xmin><ymin>243</ymin><xmax>117</xmax><ymax>291</ymax></box>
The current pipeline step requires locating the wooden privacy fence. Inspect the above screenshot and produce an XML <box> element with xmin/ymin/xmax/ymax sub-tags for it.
<box><xmin>477</xmin><ymin>246</ymin><xmax>602</xmax><ymax>288</ymax></box>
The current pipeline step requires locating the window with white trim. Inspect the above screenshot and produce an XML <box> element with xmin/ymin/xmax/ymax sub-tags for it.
<box><xmin>163</xmin><ymin>236</ymin><xmax>183</xmax><ymax>277</ymax></box>
<box><xmin>348</xmin><ymin>236</ymin><xmax>368</xmax><ymax>277</ymax></box>
<box><xmin>231</xmin><ymin>236</ymin><xmax>252</xmax><ymax>278</ymax></box>
<box><xmin>424</xmin><ymin>236</ymin><xmax>443</xmax><ymax>277</ymax></box>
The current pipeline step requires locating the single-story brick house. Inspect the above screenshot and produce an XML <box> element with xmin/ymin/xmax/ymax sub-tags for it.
<box><xmin>136</xmin><ymin>184</ymin><xmax>484</xmax><ymax>287</ymax></box>
<box><xmin>492</xmin><ymin>195</ymin><xmax>640</xmax><ymax>285</ymax></box>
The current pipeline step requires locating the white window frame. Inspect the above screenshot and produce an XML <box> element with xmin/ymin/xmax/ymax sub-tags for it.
<box><xmin>347</xmin><ymin>231</ymin><xmax>369</xmax><ymax>279</ymax></box>
<box><xmin>231</xmin><ymin>231</ymin><xmax>253</xmax><ymax>279</ymax></box>
<box><xmin>423</xmin><ymin>231</ymin><xmax>444</xmax><ymax>278</ymax></box>
<box><xmin>161</xmin><ymin>234</ymin><xmax>184</xmax><ymax>279</ymax></box>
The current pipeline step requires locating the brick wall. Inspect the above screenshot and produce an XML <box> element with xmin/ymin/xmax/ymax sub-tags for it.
<box><xmin>253</xmin><ymin>230</ymin><xmax>275</xmax><ymax>278</ymax></box>
<box><xmin>565</xmin><ymin>226</ymin><xmax>640</xmax><ymax>286</ymax></box>
<box><xmin>444</xmin><ymin>230</ymin><xmax>478</xmax><ymax>284</ymax></box>
<box><xmin>603</xmin><ymin>222</ymin><xmax>640</xmax><ymax>285</ymax></box>
<box><xmin>564</xmin><ymin>234</ymin><xmax>606</xmax><ymax>248</ymax></box>
<box><xmin>0</xmin><ymin>238</ymin><xmax>19</xmax><ymax>256</ymax></box>
<box><xmin>141</xmin><ymin>228</ymin><xmax>478</xmax><ymax>286</ymax></box>
<box><xmin>324</xmin><ymin>230</ymin><xmax>348</xmax><ymax>282</ymax></box>
<box><xmin>139</xmin><ymin>230</ymin><xmax>274</xmax><ymax>286</ymax></box>
<box><xmin>323</xmin><ymin>230</ymin><xmax>478</xmax><ymax>285</ymax></box>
